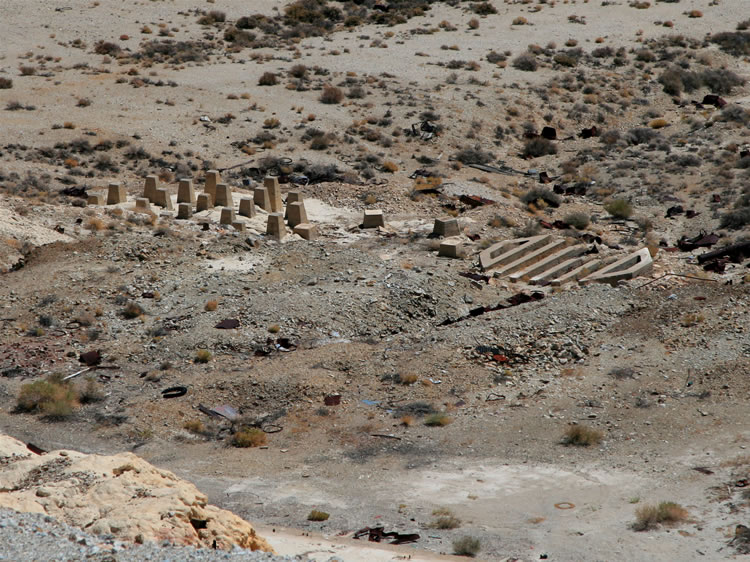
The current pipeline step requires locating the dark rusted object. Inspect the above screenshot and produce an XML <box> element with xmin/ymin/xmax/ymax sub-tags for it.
<box><xmin>540</xmin><ymin>219</ymin><xmax>570</xmax><ymax>230</ymax></box>
<box><xmin>324</xmin><ymin>394</ymin><xmax>341</xmax><ymax>406</ymax></box>
<box><xmin>703</xmin><ymin>94</ymin><xmax>727</xmax><ymax>108</ymax></box>
<box><xmin>541</xmin><ymin>126</ymin><xmax>557</xmax><ymax>140</ymax></box>
<box><xmin>459</xmin><ymin>194</ymin><xmax>494</xmax><ymax>207</ymax></box>
<box><xmin>697</xmin><ymin>240</ymin><xmax>750</xmax><ymax>264</ymax></box>
<box><xmin>79</xmin><ymin>350</ymin><xmax>101</xmax><ymax>366</ymax></box>
<box><xmin>553</xmin><ymin>182</ymin><xmax>587</xmax><ymax>196</ymax></box>
<box><xmin>26</xmin><ymin>443</ymin><xmax>46</xmax><ymax>455</ymax></box>
<box><xmin>459</xmin><ymin>272</ymin><xmax>490</xmax><ymax>283</ymax></box>
<box><xmin>666</xmin><ymin>205</ymin><xmax>684</xmax><ymax>218</ymax></box>
<box><xmin>162</xmin><ymin>386</ymin><xmax>187</xmax><ymax>399</ymax></box>
<box><xmin>440</xmin><ymin>292</ymin><xmax>544</xmax><ymax>326</ymax></box>
<box><xmin>579</xmin><ymin>126</ymin><xmax>599</xmax><ymax>139</ymax></box>
<box><xmin>215</xmin><ymin>318</ymin><xmax>240</xmax><ymax>329</ymax></box>
<box><xmin>60</xmin><ymin>186</ymin><xmax>88</xmax><ymax>198</ymax></box>
<box><xmin>677</xmin><ymin>231</ymin><xmax>719</xmax><ymax>252</ymax></box>
<box><xmin>353</xmin><ymin>527</ymin><xmax>419</xmax><ymax>545</ymax></box>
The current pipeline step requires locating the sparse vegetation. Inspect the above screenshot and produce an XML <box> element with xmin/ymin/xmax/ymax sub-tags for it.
<box><xmin>453</xmin><ymin>536</ymin><xmax>482</xmax><ymax>557</ymax></box>
<box><xmin>633</xmin><ymin>501</ymin><xmax>689</xmax><ymax>531</ymax></box>
<box><xmin>307</xmin><ymin>510</ymin><xmax>330</xmax><ymax>521</ymax></box>
<box><xmin>430</xmin><ymin>508</ymin><xmax>461</xmax><ymax>529</ymax></box>
<box><xmin>16</xmin><ymin>375</ymin><xmax>79</xmax><ymax>419</ymax></box>
<box><xmin>605</xmin><ymin>198</ymin><xmax>633</xmax><ymax>219</ymax></box>
<box><xmin>319</xmin><ymin>85</ymin><xmax>343</xmax><ymax>104</ymax></box>
<box><xmin>562</xmin><ymin>424</ymin><xmax>604</xmax><ymax>446</ymax></box>
<box><xmin>232</xmin><ymin>427</ymin><xmax>267</xmax><ymax>448</ymax></box>
<box><xmin>195</xmin><ymin>349</ymin><xmax>212</xmax><ymax>363</ymax></box>
<box><xmin>425</xmin><ymin>413</ymin><xmax>453</xmax><ymax>427</ymax></box>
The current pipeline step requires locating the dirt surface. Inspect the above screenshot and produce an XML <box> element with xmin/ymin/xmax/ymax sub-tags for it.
<box><xmin>1</xmin><ymin>1</ymin><xmax>750</xmax><ymax>560</ymax></box>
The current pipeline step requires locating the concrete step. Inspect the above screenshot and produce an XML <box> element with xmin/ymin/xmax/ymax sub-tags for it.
<box><xmin>529</xmin><ymin>256</ymin><xmax>586</xmax><ymax>285</ymax></box>
<box><xmin>580</xmin><ymin>247</ymin><xmax>654</xmax><ymax>286</ymax></box>
<box><xmin>492</xmin><ymin>239</ymin><xmax>568</xmax><ymax>278</ymax></box>
<box><xmin>551</xmin><ymin>258</ymin><xmax>607</xmax><ymax>286</ymax></box>
<box><xmin>479</xmin><ymin>234</ymin><xmax>552</xmax><ymax>271</ymax></box>
<box><xmin>509</xmin><ymin>244</ymin><xmax>587</xmax><ymax>283</ymax></box>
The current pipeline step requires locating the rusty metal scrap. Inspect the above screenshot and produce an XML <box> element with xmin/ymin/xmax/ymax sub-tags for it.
<box><xmin>697</xmin><ymin>240</ymin><xmax>750</xmax><ymax>265</ymax></box>
<box><xmin>677</xmin><ymin>231</ymin><xmax>719</xmax><ymax>252</ymax></box>
<box><xmin>353</xmin><ymin>527</ymin><xmax>419</xmax><ymax>545</ymax></box>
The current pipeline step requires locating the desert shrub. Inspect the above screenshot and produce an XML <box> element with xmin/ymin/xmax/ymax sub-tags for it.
<box><xmin>425</xmin><ymin>413</ymin><xmax>453</xmax><ymax>426</ymax></box>
<box><xmin>224</xmin><ymin>27</ymin><xmax>256</xmax><ymax>46</ymax></box>
<box><xmin>591</xmin><ymin>46</ymin><xmax>614</xmax><ymax>58</ymax></box>
<box><xmin>562</xmin><ymin>424</ymin><xmax>604</xmax><ymax>446</ymax></box>
<box><xmin>512</xmin><ymin>53</ymin><xmax>538</xmax><ymax>71</ymax></box>
<box><xmin>19</xmin><ymin>65</ymin><xmax>36</xmax><ymax>76</ymax></box>
<box><xmin>717</xmin><ymin>105</ymin><xmax>750</xmax><ymax>125</ymax></box>
<box><xmin>699</xmin><ymin>69</ymin><xmax>745</xmax><ymax>95</ymax></box>
<box><xmin>307</xmin><ymin>510</ymin><xmax>330</xmax><ymax>521</ymax></box>
<box><xmin>564</xmin><ymin>211</ymin><xmax>590</xmax><ymax>229</ymax></box>
<box><xmin>633</xmin><ymin>502</ymin><xmax>688</xmax><ymax>531</ymax></box>
<box><xmin>347</xmin><ymin>86</ymin><xmax>366</xmax><ymax>99</ymax></box>
<box><xmin>454</xmin><ymin>146</ymin><xmax>494</xmax><ymax>164</ymax></box>
<box><xmin>197</xmin><ymin>10</ymin><xmax>226</xmax><ymax>25</ymax></box>
<box><xmin>195</xmin><ymin>349</ymin><xmax>212</xmax><ymax>363</ymax></box>
<box><xmin>258</xmin><ymin>72</ymin><xmax>278</xmax><ymax>86</ymax></box>
<box><xmin>184</xmin><ymin>420</ymin><xmax>206</xmax><ymax>435</ymax></box>
<box><xmin>710</xmin><ymin>31</ymin><xmax>750</xmax><ymax>56</ymax></box>
<box><xmin>398</xmin><ymin>373</ymin><xmax>418</xmax><ymax>385</ymax></box>
<box><xmin>486</xmin><ymin>51</ymin><xmax>506</xmax><ymax>63</ymax></box>
<box><xmin>93</xmin><ymin>41</ymin><xmax>121</xmax><ymax>55</ymax></box>
<box><xmin>136</xmin><ymin>40</ymin><xmax>208</xmax><ymax>64</ymax></box>
<box><xmin>319</xmin><ymin>85</ymin><xmax>343</xmax><ymax>104</ymax></box>
<box><xmin>521</xmin><ymin>187</ymin><xmax>561</xmax><ymax>208</ymax></box>
<box><xmin>453</xmin><ymin>536</ymin><xmax>482</xmax><ymax>557</ymax></box>
<box><xmin>232</xmin><ymin>427</ymin><xmax>267</xmax><ymax>448</ymax></box>
<box><xmin>625</xmin><ymin>127</ymin><xmax>658</xmax><ymax>145</ymax></box>
<box><xmin>604</xmin><ymin>198</ymin><xmax>633</xmax><ymax>219</ymax></box>
<box><xmin>17</xmin><ymin>375</ymin><xmax>79</xmax><ymax>419</ymax></box>
<box><xmin>471</xmin><ymin>2</ymin><xmax>497</xmax><ymax>15</ymax></box>
<box><xmin>289</xmin><ymin>64</ymin><xmax>308</xmax><ymax>78</ymax></box>
<box><xmin>79</xmin><ymin>377</ymin><xmax>105</xmax><ymax>404</ymax></box>
<box><xmin>121</xmin><ymin>302</ymin><xmax>144</xmax><ymax>319</ymax></box>
<box><xmin>720</xmin><ymin>207</ymin><xmax>750</xmax><ymax>229</ymax></box>
<box><xmin>522</xmin><ymin>137</ymin><xmax>557</xmax><ymax>158</ymax></box>
<box><xmin>0</xmin><ymin>77</ymin><xmax>12</xmax><ymax>89</ymax></box>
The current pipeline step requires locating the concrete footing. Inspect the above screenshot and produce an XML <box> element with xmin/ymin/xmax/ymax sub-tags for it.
<box><xmin>254</xmin><ymin>187</ymin><xmax>271</xmax><ymax>212</ymax></box>
<box><xmin>239</xmin><ymin>197</ymin><xmax>255</xmax><ymax>218</ymax></box>
<box><xmin>87</xmin><ymin>193</ymin><xmax>105</xmax><ymax>206</ymax></box>
<box><xmin>287</xmin><ymin>201</ymin><xmax>308</xmax><ymax>227</ymax></box>
<box><xmin>362</xmin><ymin>209</ymin><xmax>385</xmax><ymax>228</ymax></box>
<box><xmin>177</xmin><ymin>179</ymin><xmax>195</xmax><ymax>204</ymax></box>
<box><xmin>205</xmin><ymin>170</ymin><xmax>220</xmax><ymax>202</ymax></box>
<box><xmin>153</xmin><ymin>188</ymin><xmax>173</xmax><ymax>210</ymax></box>
<box><xmin>143</xmin><ymin>175</ymin><xmax>158</xmax><ymax>202</ymax></box>
<box><xmin>196</xmin><ymin>193</ymin><xmax>212</xmax><ymax>212</ymax></box>
<box><xmin>214</xmin><ymin>183</ymin><xmax>233</xmax><ymax>208</ymax></box>
<box><xmin>293</xmin><ymin>223</ymin><xmax>318</xmax><ymax>240</ymax></box>
<box><xmin>433</xmin><ymin>217</ymin><xmax>459</xmax><ymax>237</ymax></box>
<box><xmin>220</xmin><ymin>208</ymin><xmax>235</xmax><ymax>225</ymax></box>
<box><xmin>266</xmin><ymin>213</ymin><xmax>285</xmax><ymax>240</ymax></box>
<box><xmin>177</xmin><ymin>203</ymin><xmax>192</xmax><ymax>219</ymax></box>
<box><xmin>107</xmin><ymin>182</ymin><xmax>126</xmax><ymax>205</ymax></box>
<box><xmin>438</xmin><ymin>240</ymin><xmax>463</xmax><ymax>258</ymax></box>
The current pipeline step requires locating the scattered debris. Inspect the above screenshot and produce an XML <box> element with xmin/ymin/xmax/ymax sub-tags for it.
<box><xmin>579</xmin><ymin>126</ymin><xmax>600</xmax><ymax>139</ymax></box>
<box><xmin>324</xmin><ymin>394</ymin><xmax>341</xmax><ymax>406</ymax></box>
<box><xmin>215</xmin><ymin>319</ymin><xmax>240</xmax><ymax>329</ymax></box>
<box><xmin>440</xmin><ymin>292</ymin><xmax>544</xmax><ymax>326</ymax></box>
<box><xmin>198</xmin><ymin>404</ymin><xmax>239</xmax><ymax>421</ymax></box>
<box><xmin>79</xmin><ymin>350</ymin><xmax>101</xmax><ymax>366</ymax></box>
<box><xmin>692</xmin><ymin>466</ymin><xmax>714</xmax><ymax>475</ymax></box>
<box><xmin>459</xmin><ymin>194</ymin><xmax>494</xmax><ymax>208</ymax></box>
<box><xmin>677</xmin><ymin>231</ymin><xmax>719</xmax><ymax>252</ymax></box>
<box><xmin>554</xmin><ymin>502</ymin><xmax>575</xmax><ymax>510</ymax></box>
<box><xmin>353</xmin><ymin>527</ymin><xmax>420</xmax><ymax>545</ymax></box>
<box><xmin>697</xmin><ymin>240</ymin><xmax>750</xmax><ymax>267</ymax></box>
<box><xmin>162</xmin><ymin>386</ymin><xmax>188</xmax><ymax>399</ymax></box>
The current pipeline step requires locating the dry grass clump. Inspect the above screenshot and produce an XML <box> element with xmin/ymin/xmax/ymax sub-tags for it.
<box><xmin>430</xmin><ymin>507</ymin><xmax>461</xmax><ymax>529</ymax></box>
<box><xmin>398</xmin><ymin>373</ymin><xmax>418</xmax><ymax>385</ymax></box>
<box><xmin>562</xmin><ymin>424</ymin><xmax>604</xmax><ymax>446</ymax></box>
<box><xmin>184</xmin><ymin>419</ymin><xmax>207</xmax><ymax>435</ymax></box>
<box><xmin>453</xmin><ymin>536</ymin><xmax>481</xmax><ymax>557</ymax></box>
<box><xmin>204</xmin><ymin>300</ymin><xmax>218</xmax><ymax>311</ymax></box>
<box><xmin>232</xmin><ymin>427</ymin><xmax>267</xmax><ymax>448</ymax></box>
<box><xmin>512</xmin><ymin>53</ymin><xmax>538</xmax><ymax>72</ymax></box>
<box><xmin>633</xmin><ymin>501</ymin><xmax>689</xmax><ymax>531</ymax></box>
<box><xmin>198</xmin><ymin>10</ymin><xmax>226</xmax><ymax>25</ymax></box>
<box><xmin>258</xmin><ymin>72</ymin><xmax>278</xmax><ymax>86</ymax></box>
<box><xmin>195</xmin><ymin>349</ymin><xmax>212</xmax><ymax>363</ymax></box>
<box><xmin>307</xmin><ymin>509</ymin><xmax>330</xmax><ymax>521</ymax></box>
<box><xmin>382</xmin><ymin>160</ymin><xmax>398</xmax><ymax>173</ymax></box>
<box><xmin>0</xmin><ymin>77</ymin><xmax>12</xmax><ymax>89</ymax></box>
<box><xmin>564</xmin><ymin>211</ymin><xmax>590</xmax><ymax>229</ymax></box>
<box><xmin>121</xmin><ymin>301</ymin><xmax>144</xmax><ymax>319</ymax></box>
<box><xmin>522</xmin><ymin>137</ymin><xmax>557</xmax><ymax>158</ymax></box>
<box><xmin>16</xmin><ymin>375</ymin><xmax>79</xmax><ymax>419</ymax></box>
<box><xmin>425</xmin><ymin>413</ymin><xmax>453</xmax><ymax>427</ymax></box>
<box><xmin>520</xmin><ymin>187</ymin><xmax>561</xmax><ymax>208</ymax></box>
<box><xmin>79</xmin><ymin>377</ymin><xmax>105</xmax><ymax>404</ymax></box>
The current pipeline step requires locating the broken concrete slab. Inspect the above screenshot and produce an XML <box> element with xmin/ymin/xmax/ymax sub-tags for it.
<box><xmin>580</xmin><ymin>247</ymin><xmax>654</xmax><ymax>286</ymax></box>
<box><xmin>238</xmin><ymin>197</ymin><xmax>255</xmax><ymax>218</ymax></box>
<box><xmin>143</xmin><ymin>175</ymin><xmax>158</xmax><ymax>202</ymax></box>
<box><xmin>264</xmin><ymin>176</ymin><xmax>283</xmax><ymax>213</ymax></box>
<box><xmin>287</xmin><ymin>201</ymin><xmax>308</xmax><ymax>228</ymax></box>
<box><xmin>107</xmin><ymin>182</ymin><xmax>126</xmax><ymax>205</ymax></box>
<box><xmin>214</xmin><ymin>183</ymin><xmax>233</xmax><ymax>208</ymax></box>
<box><xmin>254</xmin><ymin>186</ymin><xmax>271</xmax><ymax>212</ymax></box>
<box><xmin>432</xmin><ymin>218</ymin><xmax>460</xmax><ymax>237</ymax></box>
<box><xmin>362</xmin><ymin>209</ymin><xmax>385</xmax><ymax>228</ymax></box>
<box><xmin>153</xmin><ymin>188</ymin><xmax>173</xmax><ymax>210</ymax></box>
<box><xmin>205</xmin><ymin>170</ymin><xmax>220</xmax><ymax>202</ymax></box>
<box><xmin>219</xmin><ymin>208</ymin><xmax>235</xmax><ymax>225</ymax></box>
<box><xmin>196</xmin><ymin>193</ymin><xmax>212</xmax><ymax>212</ymax></box>
<box><xmin>177</xmin><ymin>203</ymin><xmax>192</xmax><ymax>220</ymax></box>
<box><xmin>87</xmin><ymin>193</ymin><xmax>105</xmax><ymax>206</ymax></box>
<box><xmin>266</xmin><ymin>213</ymin><xmax>285</xmax><ymax>240</ymax></box>
<box><xmin>177</xmin><ymin>179</ymin><xmax>195</xmax><ymax>205</ymax></box>
<box><xmin>438</xmin><ymin>240</ymin><xmax>464</xmax><ymax>258</ymax></box>
<box><xmin>479</xmin><ymin>235</ymin><xmax>552</xmax><ymax>271</ymax></box>
<box><xmin>293</xmin><ymin>223</ymin><xmax>318</xmax><ymax>240</ymax></box>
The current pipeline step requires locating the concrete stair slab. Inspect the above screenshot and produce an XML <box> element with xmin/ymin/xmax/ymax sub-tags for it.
<box><xmin>492</xmin><ymin>239</ymin><xmax>568</xmax><ymax>278</ymax></box>
<box><xmin>479</xmin><ymin>235</ymin><xmax>552</xmax><ymax>271</ymax></box>
<box><xmin>509</xmin><ymin>244</ymin><xmax>587</xmax><ymax>282</ymax></box>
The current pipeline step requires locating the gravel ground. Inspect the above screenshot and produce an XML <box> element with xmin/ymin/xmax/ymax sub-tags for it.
<box><xmin>0</xmin><ymin>509</ymin><xmax>307</xmax><ymax>562</ymax></box>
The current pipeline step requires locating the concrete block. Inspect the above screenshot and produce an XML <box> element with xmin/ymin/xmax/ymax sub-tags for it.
<box><xmin>266</xmin><ymin>213</ymin><xmax>286</xmax><ymax>240</ymax></box>
<box><xmin>232</xmin><ymin>221</ymin><xmax>246</xmax><ymax>232</ymax></box>
<box><xmin>143</xmin><ymin>175</ymin><xmax>158</xmax><ymax>202</ymax></box>
<box><xmin>196</xmin><ymin>193</ymin><xmax>212</xmax><ymax>212</ymax></box>
<box><xmin>107</xmin><ymin>182</ymin><xmax>126</xmax><ymax>205</ymax></box>
<box><xmin>433</xmin><ymin>217</ymin><xmax>460</xmax><ymax>237</ymax></box>
<box><xmin>177</xmin><ymin>203</ymin><xmax>192</xmax><ymax>219</ymax></box>
<box><xmin>284</xmin><ymin>191</ymin><xmax>303</xmax><ymax>219</ymax></box>
<box><xmin>254</xmin><ymin>187</ymin><xmax>271</xmax><ymax>212</ymax></box>
<box><xmin>479</xmin><ymin>235</ymin><xmax>552</xmax><ymax>271</ymax></box>
<box><xmin>438</xmin><ymin>240</ymin><xmax>463</xmax><ymax>258</ymax></box>
<box><xmin>214</xmin><ymin>183</ymin><xmax>233</xmax><ymax>208</ymax></box>
<box><xmin>177</xmin><ymin>179</ymin><xmax>195</xmax><ymax>204</ymax></box>
<box><xmin>580</xmin><ymin>247</ymin><xmax>654</xmax><ymax>286</ymax></box>
<box><xmin>264</xmin><ymin>176</ymin><xmax>283</xmax><ymax>213</ymax></box>
<box><xmin>219</xmin><ymin>208</ymin><xmax>235</xmax><ymax>225</ymax></box>
<box><xmin>153</xmin><ymin>188</ymin><xmax>173</xmax><ymax>210</ymax></box>
<box><xmin>205</xmin><ymin>170</ymin><xmax>220</xmax><ymax>201</ymax></box>
<box><xmin>238</xmin><ymin>197</ymin><xmax>255</xmax><ymax>218</ymax></box>
<box><xmin>287</xmin><ymin>201</ymin><xmax>308</xmax><ymax>228</ymax></box>
<box><xmin>362</xmin><ymin>209</ymin><xmax>385</xmax><ymax>228</ymax></box>
<box><xmin>87</xmin><ymin>193</ymin><xmax>105</xmax><ymax>206</ymax></box>
<box><xmin>293</xmin><ymin>223</ymin><xmax>318</xmax><ymax>241</ymax></box>
<box><xmin>509</xmin><ymin>244</ymin><xmax>587</xmax><ymax>283</ymax></box>
<box><xmin>135</xmin><ymin>198</ymin><xmax>150</xmax><ymax>210</ymax></box>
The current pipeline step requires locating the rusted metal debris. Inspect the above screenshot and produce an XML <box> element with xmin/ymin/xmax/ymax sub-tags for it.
<box><xmin>697</xmin><ymin>240</ymin><xmax>750</xmax><ymax>265</ymax></box>
<box><xmin>677</xmin><ymin>231</ymin><xmax>719</xmax><ymax>251</ymax></box>
<box><xmin>324</xmin><ymin>394</ymin><xmax>341</xmax><ymax>406</ymax></box>
<box><xmin>79</xmin><ymin>350</ymin><xmax>102</xmax><ymax>366</ymax></box>
<box><xmin>26</xmin><ymin>443</ymin><xmax>46</xmax><ymax>455</ymax></box>
<box><xmin>553</xmin><ymin>182</ymin><xmax>588</xmax><ymax>196</ymax></box>
<box><xmin>440</xmin><ymin>292</ymin><xmax>544</xmax><ymax>326</ymax></box>
<box><xmin>540</xmin><ymin>219</ymin><xmax>570</xmax><ymax>230</ymax></box>
<box><xmin>541</xmin><ymin>126</ymin><xmax>557</xmax><ymax>140</ymax></box>
<box><xmin>703</xmin><ymin>94</ymin><xmax>727</xmax><ymax>108</ymax></box>
<box><xmin>459</xmin><ymin>272</ymin><xmax>490</xmax><ymax>284</ymax></box>
<box><xmin>254</xmin><ymin>337</ymin><xmax>298</xmax><ymax>356</ymax></box>
<box><xmin>215</xmin><ymin>318</ymin><xmax>240</xmax><ymax>329</ymax></box>
<box><xmin>692</xmin><ymin>466</ymin><xmax>714</xmax><ymax>475</ymax></box>
<box><xmin>199</xmin><ymin>403</ymin><xmax>239</xmax><ymax>421</ymax></box>
<box><xmin>579</xmin><ymin>126</ymin><xmax>599</xmax><ymax>139</ymax></box>
<box><xmin>353</xmin><ymin>527</ymin><xmax>419</xmax><ymax>545</ymax></box>
<box><xmin>459</xmin><ymin>194</ymin><xmax>494</xmax><ymax>208</ymax></box>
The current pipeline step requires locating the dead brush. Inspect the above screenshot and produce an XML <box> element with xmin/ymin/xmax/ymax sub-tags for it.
<box><xmin>430</xmin><ymin>507</ymin><xmax>461</xmax><ymax>529</ymax></box>
<box><xmin>632</xmin><ymin>501</ymin><xmax>689</xmax><ymax>531</ymax></box>
<box><xmin>232</xmin><ymin>427</ymin><xmax>267</xmax><ymax>448</ymax></box>
<box><xmin>307</xmin><ymin>509</ymin><xmax>330</xmax><ymax>521</ymax></box>
<box><xmin>425</xmin><ymin>413</ymin><xmax>453</xmax><ymax>427</ymax></box>
<box><xmin>562</xmin><ymin>424</ymin><xmax>603</xmax><ymax>446</ymax></box>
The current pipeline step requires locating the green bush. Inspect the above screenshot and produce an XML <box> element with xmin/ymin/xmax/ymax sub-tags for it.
<box><xmin>520</xmin><ymin>187</ymin><xmax>561</xmax><ymax>208</ymax></box>
<box><xmin>17</xmin><ymin>375</ymin><xmax>79</xmax><ymax>419</ymax></box>
<box><xmin>453</xmin><ymin>536</ymin><xmax>482</xmax><ymax>557</ymax></box>
<box><xmin>307</xmin><ymin>509</ymin><xmax>330</xmax><ymax>521</ymax></box>
<box><xmin>605</xmin><ymin>198</ymin><xmax>633</xmax><ymax>219</ymax></box>
<box><xmin>564</xmin><ymin>212</ymin><xmax>590</xmax><ymax>230</ymax></box>
<box><xmin>522</xmin><ymin>137</ymin><xmax>557</xmax><ymax>158</ymax></box>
